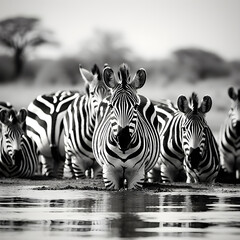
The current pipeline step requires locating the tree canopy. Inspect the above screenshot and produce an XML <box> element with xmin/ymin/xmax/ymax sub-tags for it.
<box><xmin>0</xmin><ymin>16</ymin><xmax>56</xmax><ymax>78</ymax></box>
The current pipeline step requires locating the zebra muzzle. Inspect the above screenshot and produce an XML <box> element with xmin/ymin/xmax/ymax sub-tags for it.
<box><xmin>188</xmin><ymin>147</ymin><xmax>201</xmax><ymax>169</ymax></box>
<box><xmin>235</xmin><ymin>121</ymin><xmax>240</xmax><ymax>136</ymax></box>
<box><xmin>12</xmin><ymin>150</ymin><xmax>23</xmax><ymax>165</ymax></box>
<box><xmin>116</xmin><ymin>126</ymin><xmax>131</xmax><ymax>152</ymax></box>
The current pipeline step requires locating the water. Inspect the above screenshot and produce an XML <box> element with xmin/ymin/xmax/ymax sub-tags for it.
<box><xmin>0</xmin><ymin>185</ymin><xmax>240</xmax><ymax>239</ymax></box>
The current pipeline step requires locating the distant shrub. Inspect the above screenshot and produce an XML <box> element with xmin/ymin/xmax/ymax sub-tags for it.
<box><xmin>34</xmin><ymin>58</ymin><xmax>81</xmax><ymax>86</ymax></box>
<box><xmin>58</xmin><ymin>57</ymin><xmax>80</xmax><ymax>85</ymax></box>
<box><xmin>173</xmin><ymin>48</ymin><xmax>231</xmax><ymax>81</ymax></box>
<box><xmin>229</xmin><ymin>60</ymin><xmax>240</xmax><ymax>74</ymax></box>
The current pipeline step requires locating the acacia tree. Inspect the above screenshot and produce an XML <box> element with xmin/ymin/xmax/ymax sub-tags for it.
<box><xmin>0</xmin><ymin>16</ymin><xmax>55</xmax><ymax>78</ymax></box>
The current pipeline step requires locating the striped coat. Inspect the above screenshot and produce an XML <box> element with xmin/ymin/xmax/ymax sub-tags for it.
<box><xmin>92</xmin><ymin>64</ymin><xmax>160</xmax><ymax>189</ymax></box>
<box><xmin>0</xmin><ymin>108</ymin><xmax>38</xmax><ymax>177</ymax></box>
<box><xmin>26</xmin><ymin>90</ymin><xmax>80</xmax><ymax>177</ymax></box>
<box><xmin>219</xmin><ymin>87</ymin><xmax>240</xmax><ymax>179</ymax></box>
<box><xmin>63</xmin><ymin>64</ymin><xmax>110</xmax><ymax>178</ymax></box>
<box><xmin>160</xmin><ymin>93</ymin><xmax>220</xmax><ymax>183</ymax></box>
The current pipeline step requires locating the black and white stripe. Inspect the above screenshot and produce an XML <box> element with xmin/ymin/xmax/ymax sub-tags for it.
<box><xmin>160</xmin><ymin>92</ymin><xmax>220</xmax><ymax>183</ymax></box>
<box><xmin>147</xmin><ymin>99</ymin><xmax>178</xmax><ymax>181</ymax></box>
<box><xmin>26</xmin><ymin>90</ymin><xmax>80</xmax><ymax>177</ymax></box>
<box><xmin>0</xmin><ymin>108</ymin><xmax>38</xmax><ymax>177</ymax></box>
<box><xmin>63</xmin><ymin>64</ymin><xmax>110</xmax><ymax>179</ymax></box>
<box><xmin>219</xmin><ymin>87</ymin><xmax>240</xmax><ymax>180</ymax></box>
<box><xmin>92</xmin><ymin>64</ymin><xmax>160</xmax><ymax>189</ymax></box>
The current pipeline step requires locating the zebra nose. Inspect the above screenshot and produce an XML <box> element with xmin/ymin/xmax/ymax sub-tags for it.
<box><xmin>236</xmin><ymin>121</ymin><xmax>240</xmax><ymax>136</ymax></box>
<box><xmin>117</xmin><ymin>126</ymin><xmax>131</xmax><ymax>152</ymax></box>
<box><xmin>12</xmin><ymin>150</ymin><xmax>23</xmax><ymax>162</ymax></box>
<box><xmin>188</xmin><ymin>147</ymin><xmax>201</xmax><ymax>169</ymax></box>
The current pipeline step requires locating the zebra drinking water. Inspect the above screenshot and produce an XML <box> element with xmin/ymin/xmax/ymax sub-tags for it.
<box><xmin>160</xmin><ymin>92</ymin><xmax>220</xmax><ymax>183</ymax></box>
<box><xmin>219</xmin><ymin>87</ymin><xmax>240</xmax><ymax>181</ymax></box>
<box><xmin>63</xmin><ymin>64</ymin><xmax>110</xmax><ymax>179</ymax></box>
<box><xmin>0</xmin><ymin>108</ymin><xmax>38</xmax><ymax>177</ymax></box>
<box><xmin>92</xmin><ymin>63</ymin><xmax>160</xmax><ymax>190</ymax></box>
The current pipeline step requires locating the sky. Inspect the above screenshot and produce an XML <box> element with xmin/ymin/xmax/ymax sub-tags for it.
<box><xmin>0</xmin><ymin>0</ymin><xmax>240</xmax><ymax>60</ymax></box>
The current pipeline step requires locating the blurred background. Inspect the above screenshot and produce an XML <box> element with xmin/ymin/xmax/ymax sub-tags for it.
<box><xmin>0</xmin><ymin>0</ymin><xmax>240</xmax><ymax>135</ymax></box>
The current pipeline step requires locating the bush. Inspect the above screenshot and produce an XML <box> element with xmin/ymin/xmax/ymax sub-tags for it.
<box><xmin>173</xmin><ymin>48</ymin><xmax>231</xmax><ymax>81</ymax></box>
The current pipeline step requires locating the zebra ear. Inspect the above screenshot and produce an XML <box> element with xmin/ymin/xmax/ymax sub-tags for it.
<box><xmin>0</xmin><ymin>109</ymin><xmax>8</xmax><ymax>124</ymax></box>
<box><xmin>177</xmin><ymin>95</ymin><xmax>189</xmax><ymax>113</ymax></box>
<box><xmin>79</xmin><ymin>64</ymin><xmax>94</xmax><ymax>84</ymax></box>
<box><xmin>199</xmin><ymin>96</ymin><xmax>212</xmax><ymax>113</ymax></box>
<box><xmin>18</xmin><ymin>108</ymin><xmax>27</xmax><ymax>123</ymax></box>
<box><xmin>228</xmin><ymin>87</ymin><xmax>237</xmax><ymax>100</ymax></box>
<box><xmin>131</xmin><ymin>68</ymin><xmax>146</xmax><ymax>89</ymax></box>
<box><xmin>103</xmin><ymin>67</ymin><xmax>118</xmax><ymax>89</ymax></box>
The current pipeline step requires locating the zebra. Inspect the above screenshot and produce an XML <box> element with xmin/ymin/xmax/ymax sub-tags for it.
<box><xmin>63</xmin><ymin>64</ymin><xmax>110</xmax><ymax>179</ymax></box>
<box><xmin>0</xmin><ymin>108</ymin><xmax>38</xmax><ymax>177</ymax></box>
<box><xmin>92</xmin><ymin>63</ymin><xmax>160</xmax><ymax>190</ymax></box>
<box><xmin>148</xmin><ymin>99</ymin><xmax>178</xmax><ymax>182</ymax></box>
<box><xmin>26</xmin><ymin>90</ymin><xmax>80</xmax><ymax>177</ymax></box>
<box><xmin>0</xmin><ymin>101</ymin><xmax>13</xmax><ymax>137</ymax></box>
<box><xmin>219</xmin><ymin>87</ymin><xmax>240</xmax><ymax>181</ymax></box>
<box><xmin>160</xmin><ymin>92</ymin><xmax>220</xmax><ymax>183</ymax></box>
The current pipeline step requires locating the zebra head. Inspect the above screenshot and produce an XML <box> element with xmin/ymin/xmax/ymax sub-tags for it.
<box><xmin>79</xmin><ymin>64</ymin><xmax>110</xmax><ymax>109</ymax></box>
<box><xmin>177</xmin><ymin>93</ymin><xmax>212</xmax><ymax>169</ymax></box>
<box><xmin>103</xmin><ymin>63</ymin><xmax>146</xmax><ymax>152</ymax></box>
<box><xmin>0</xmin><ymin>108</ymin><xmax>27</xmax><ymax>165</ymax></box>
<box><xmin>228</xmin><ymin>87</ymin><xmax>240</xmax><ymax>136</ymax></box>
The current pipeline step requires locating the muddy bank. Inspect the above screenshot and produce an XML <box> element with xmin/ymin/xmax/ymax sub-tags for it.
<box><xmin>1</xmin><ymin>177</ymin><xmax>240</xmax><ymax>193</ymax></box>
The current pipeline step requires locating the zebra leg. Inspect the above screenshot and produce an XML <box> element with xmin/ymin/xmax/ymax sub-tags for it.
<box><xmin>146</xmin><ymin>162</ymin><xmax>161</xmax><ymax>183</ymax></box>
<box><xmin>160</xmin><ymin>161</ymin><xmax>181</xmax><ymax>183</ymax></box>
<box><xmin>92</xmin><ymin>160</ymin><xmax>103</xmax><ymax>179</ymax></box>
<box><xmin>126</xmin><ymin>166</ymin><xmax>145</xmax><ymax>190</ymax></box>
<box><xmin>52</xmin><ymin>157</ymin><xmax>65</xmax><ymax>178</ymax></box>
<box><xmin>71</xmin><ymin>156</ymin><xmax>87</xmax><ymax>179</ymax></box>
<box><xmin>40</xmin><ymin>155</ymin><xmax>54</xmax><ymax>177</ymax></box>
<box><xmin>63</xmin><ymin>148</ymin><xmax>75</xmax><ymax>178</ymax></box>
<box><xmin>102</xmin><ymin>165</ymin><xmax>123</xmax><ymax>190</ymax></box>
<box><xmin>186</xmin><ymin>172</ymin><xmax>195</xmax><ymax>183</ymax></box>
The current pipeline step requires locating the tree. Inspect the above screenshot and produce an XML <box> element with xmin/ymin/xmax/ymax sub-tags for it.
<box><xmin>0</xmin><ymin>16</ymin><xmax>56</xmax><ymax>78</ymax></box>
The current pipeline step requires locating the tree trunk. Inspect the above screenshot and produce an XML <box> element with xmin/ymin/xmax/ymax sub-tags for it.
<box><xmin>14</xmin><ymin>47</ymin><xmax>24</xmax><ymax>78</ymax></box>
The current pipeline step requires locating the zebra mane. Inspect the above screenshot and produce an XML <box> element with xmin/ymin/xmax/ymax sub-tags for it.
<box><xmin>91</xmin><ymin>64</ymin><xmax>102</xmax><ymax>80</ymax></box>
<box><xmin>189</xmin><ymin>92</ymin><xmax>199</xmax><ymax>114</ymax></box>
<box><xmin>118</xmin><ymin>63</ymin><xmax>131</xmax><ymax>89</ymax></box>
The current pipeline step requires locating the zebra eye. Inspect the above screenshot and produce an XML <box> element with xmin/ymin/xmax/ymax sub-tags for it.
<box><xmin>134</xmin><ymin>104</ymin><xmax>139</xmax><ymax>110</ymax></box>
<box><xmin>90</xmin><ymin>92</ymin><xmax>94</xmax><ymax>96</ymax></box>
<box><xmin>109</xmin><ymin>104</ymin><xmax>113</xmax><ymax>109</ymax></box>
<box><xmin>182</xmin><ymin>126</ymin><xmax>186</xmax><ymax>132</ymax></box>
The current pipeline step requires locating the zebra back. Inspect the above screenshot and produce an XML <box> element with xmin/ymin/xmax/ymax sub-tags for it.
<box><xmin>219</xmin><ymin>87</ymin><xmax>240</xmax><ymax>181</ymax></box>
<box><xmin>26</xmin><ymin>90</ymin><xmax>80</xmax><ymax>177</ymax></box>
<box><xmin>0</xmin><ymin>108</ymin><xmax>38</xmax><ymax>177</ymax></box>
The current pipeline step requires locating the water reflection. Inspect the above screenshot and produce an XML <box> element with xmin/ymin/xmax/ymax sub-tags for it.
<box><xmin>0</xmin><ymin>187</ymin><xmax>240</xmax><ymax>239</ymax></box>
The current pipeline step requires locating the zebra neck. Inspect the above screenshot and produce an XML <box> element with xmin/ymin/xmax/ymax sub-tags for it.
<box><xmin>86</xmin><ymin>95</ymin><xmax>99</xmax><ymax>118</ymax></box>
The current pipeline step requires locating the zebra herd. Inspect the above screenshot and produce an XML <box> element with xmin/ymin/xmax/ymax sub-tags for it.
<box><xmin>0</xmin><ymin>63</ymin><xmax>239</xmax><ymax>189</ymax></box>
